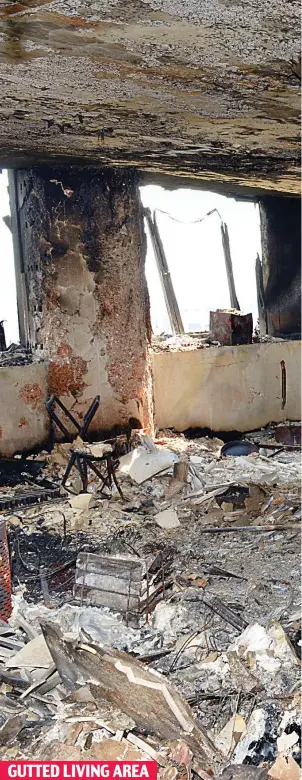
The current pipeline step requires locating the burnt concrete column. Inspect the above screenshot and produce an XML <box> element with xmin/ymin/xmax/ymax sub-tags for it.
<box><xmin>259</xmin><ymin>196</ymin><xmax>301</xmax><ymax>337</ymax></box>
<box><xmin>12</xmin><ymin>166</ymin><xmax>153</xmax><ymax>434</ymax></box>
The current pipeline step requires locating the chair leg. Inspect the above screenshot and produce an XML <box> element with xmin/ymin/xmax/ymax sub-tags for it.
<box><xmin>61</xmin><ymin>452</ymin><xmax>77</xmax><ymax>487</ymax></box>
<box><xmin>82</xmin><ymin>459</ymin><xmax>88</xmax><ymax>493</ymax></box>
<box><xmin>109</xmin><ymin>456</ymin><xmax>124</xmax><ymax>500</ymax></box>
<box><xmin>76</xmin><ymin>456</ymin><xmax>88</xmax><ymax>493</ymax></box>
<box><xmin>88</xmin><ymin>462</ymin><xmax>111</xmax><ymax>494</ymax></box>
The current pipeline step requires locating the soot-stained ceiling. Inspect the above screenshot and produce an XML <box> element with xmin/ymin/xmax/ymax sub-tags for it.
<box><xmin>0</xmin><ymin>0</ymin><xmax>300</xmax><ymax>195</ymax></box>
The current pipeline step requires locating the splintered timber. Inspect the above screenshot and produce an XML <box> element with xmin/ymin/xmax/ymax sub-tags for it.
<box><xmin>7</xmin><ymin>766</ymin><xmax>154</xmax><ymax>779</ymax></box>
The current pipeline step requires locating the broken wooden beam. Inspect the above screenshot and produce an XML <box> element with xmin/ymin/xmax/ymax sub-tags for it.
<box><xmin>144</xmin><ymin>207</ymin><xmax>184</xmax><ymax>336</ymax></box>
<box><xmin>42</xmin><ymin>622</ymin><xmax>223</xmax><ymax>775</ymax></box>
<box><xmin>220</xmin><ymin>221</ymin><xmax>240</xmax><ymax>311</ymax></box>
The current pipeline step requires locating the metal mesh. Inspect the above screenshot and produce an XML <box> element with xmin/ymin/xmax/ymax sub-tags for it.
<box><xmin>0</xmin><ymin>519</ymin><xmax>12</xmax><ymax>621</ymax></box>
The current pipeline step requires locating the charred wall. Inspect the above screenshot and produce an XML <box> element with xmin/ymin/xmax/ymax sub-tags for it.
<box><xmin>11</xmin><ymin>167</ymin><xmax>153</xmax><ymax>434</ymax></box>
<box><xmin>259</xmin><ymin>197</ymin><xmax>301</xmax><ymax>338</ymax></box>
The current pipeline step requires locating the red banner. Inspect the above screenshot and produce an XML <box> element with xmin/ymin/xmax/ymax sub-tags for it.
<box><xmin>0</xmin><ymin>763</ymin><xmax>157</xmax><ymax>780</ymax></box>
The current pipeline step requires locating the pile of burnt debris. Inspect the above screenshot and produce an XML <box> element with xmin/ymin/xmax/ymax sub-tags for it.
<box><xmin>152</xmin><ymin>328</ymin><xmax>300</xmax><ymax>354</ymax></box>
<box><xmin>0</xmin><ymin>343</ymin><xmax>36</xmax><ymax>367</ymax></box>
<box><xmin>0</xmin><ymin>417</ymin><xmax>300</xmax><ymax>779</ymax></box>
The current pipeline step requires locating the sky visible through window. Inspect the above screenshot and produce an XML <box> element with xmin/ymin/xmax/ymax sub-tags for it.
<box><xmin>0</xmin><ymin>172</ymin><xmax>261</xmax><ymax>346</ymax></box>
<box><xmin>140</xmin><ymin>184</ymin><xmax>261</xmax><ymax>335</ymax></box>
<box><xmin>0</xmin><ymin>171</ymin><xmax>19</xmax><ymax>345</ymax></box>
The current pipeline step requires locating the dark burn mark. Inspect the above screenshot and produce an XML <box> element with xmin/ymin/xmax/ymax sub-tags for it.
<box><xmin>280</xmin><ymin>360</ymin><xmax>286</xmax><ymax>409</ymax></box>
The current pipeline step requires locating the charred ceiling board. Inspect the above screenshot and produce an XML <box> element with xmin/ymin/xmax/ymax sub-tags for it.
<box><xmin>42</xmin><ymin>622</ymin><xmax>223</xmax><ymax>774</ymax></box>
<box><xmin>0</xmin><ymin>1</ymin><xmax>300</xmax><ymax>194</ymax></box>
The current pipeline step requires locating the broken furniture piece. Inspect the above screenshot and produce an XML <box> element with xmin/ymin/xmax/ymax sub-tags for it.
<box><xmin>0</xmin><ymin>485</ymin><xmax>61</xmax><ymax>511</ymax></box>
<box><xmin>46</xmin><ymin>394</ymin><xmax>123</xmax><ymax>497</ymax></box>
<box><xmin>210</xmin><ymin>309</ymin><xmax>253</xmax><ymax>345</ymax></box>
<box><xmin>46</xmin><ymin>394</ymin><xmax>100</xmax><ymax>443</ymax></box>
<box><xmin>74</xmin><ymin>552</ymin><xmax>169</xmax><ymax>622</ymax></box>
<box><xmin>61</xmin><ymin>446</ymin><xmax>123</xmax><ymax>498</ymax></box>
<box><xmin>42</xmin><ymin>621</ymin><xmax>223</xmax><ymax>773</ymax></box>
<box><xmin>0</xmin><ymin>456</ymin><xmax>61</xmax><ymax>510</ymax></box>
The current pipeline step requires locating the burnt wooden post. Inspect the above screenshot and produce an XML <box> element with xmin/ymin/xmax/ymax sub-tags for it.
<box><xmin>255</xmin><ymin>252</ymin><xmax>267</xmax><ymax>335</ymax></box>
<box><xmin>259</xmin><ymin>196</ymin><xmax>301</xmax><ymax>337</ymax></box>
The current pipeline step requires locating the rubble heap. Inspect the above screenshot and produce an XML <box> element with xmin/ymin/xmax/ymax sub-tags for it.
<box><xmin>0</xmin><ymin>424</ymin><xmax>300</xmax><ymax>779</ymax></box>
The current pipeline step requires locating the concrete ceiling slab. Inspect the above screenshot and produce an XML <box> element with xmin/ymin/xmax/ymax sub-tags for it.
<box><xmin>0</xmin><ymin>0</ymin><xmax>300</xmax><ymax>194</ymax></box>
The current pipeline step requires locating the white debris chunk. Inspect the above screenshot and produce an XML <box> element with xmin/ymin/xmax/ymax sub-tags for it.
<box><xmin>68</xmin><ymin>493</ymin><xmax>97</xmax><ymax>510</ymax></box>
<box><xmin>268</xmin><ymin>754</ymin><xmax>301</xmax><ymax>779</ymax></box>
<box><xmin>6</xmin><ymin>634</ymin><xmax>53</xmax><ymax>671</ymax></box>
<box><xmin>233</xmin><ymin>709</ymin><xmax>266</xmax><ymax>764</ymax></box>
<box><xmin>118</xmin><ymin>446</ymin><xmax>178</xmax><ymax>484</ymax></box>
<box><xmin>215</xmin><ymin>713</ymin><xmax>246</xmax><ymax>757</ymax></box>
<box><xmin>154</xmin><ymin>508</ymin><xmax>180</xmax><ymax>529</ymax></box>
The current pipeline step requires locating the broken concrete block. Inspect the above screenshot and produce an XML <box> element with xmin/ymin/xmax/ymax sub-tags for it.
<box><xmin>68</xmin><ymin>493</ymin><xmax>97</xmax><ymax>511</ymax></box>
<box><xmin>40</xmin><ymin>741</ymin><xmax>83</xmax><ymax>761</ymax></box>
<box><xmin>6</xmin><ymin>633</ymin><xmax>53</xmax><ymax>670</ymax></box>
<box><xmin>91</xmin><ymin>737</ymin><xmax>149</xmax><ymax>761</ymax></box>
<box><xmin>119</xmin><ymin>446</ymin><xmax>178</xmax><ymax>484</ymax></box>
<box><xmin>221</xmin><ymin>502</ymin><xmax>234</xmax><ymax>513</ymax></box>
<box><xmin>50</xmin><ymin>443</ymin><xmax>71</xmax><ymax>467</ymax></box>
<box><xmin>226</xmin><ymin>650</ymin><xmax>259</xmax><ymax>694</ymax></box>
<box><xmin>268</xmin><ymin>755</ymin><xmax>301</xmax><ymax>779</ymax></box>
<box><xmin>155</xmin><ymin>508</ymin><xmax>180</xmax><ymax>529</ymax></box>
<box><xmin>168</xmin><ymin>739</ymin><xmax>193</xmax><ymax>766</ymax></box>
<box><xmin>88</xmin><ymin>443</ymin><xmax>113</xmax><ymax>457</ymax></box>
<box><xmin>227</xmin><ymin>620</ymin><xmax>300</xmax><ymax>698</ymax></box>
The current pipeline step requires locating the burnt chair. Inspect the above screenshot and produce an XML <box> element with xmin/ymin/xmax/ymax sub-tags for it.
<box><xmin>46</xmin><ymin>395</ymin><xmax>123</xmax><ymax>498</ymax></box>
<box><xmin>46</xmin><ymin>394</ymin><xmax>100</xmax><ymax>442</ymax></box>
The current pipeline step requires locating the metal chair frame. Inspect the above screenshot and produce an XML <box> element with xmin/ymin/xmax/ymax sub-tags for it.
<box><xmin>46</xmin><ymin>394</ymin><xmax>123</xmax><ymax>498</ymax></box>
<box><xmin>45</xmin><ymin>394</ymin><xmax>100</xmax><ymax>442</ymax></box>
